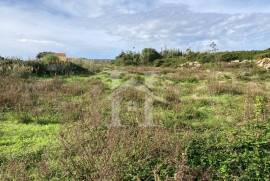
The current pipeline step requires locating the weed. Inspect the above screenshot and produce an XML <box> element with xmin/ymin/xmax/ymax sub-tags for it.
<box><xmin>208</xmin><ymin>81</ymin><xmax>243</xmax><ymax>95</ymax></box>
<box><xmin>19</xmin><ymin>113</ymin><xmax>34</xmax><ymax>124</ymax></box>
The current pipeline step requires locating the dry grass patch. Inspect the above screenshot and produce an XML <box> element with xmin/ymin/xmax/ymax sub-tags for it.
<box><xmin>208</xmin><ymin>80</ymin><xmax>244</xmax><ymax>95</ymax></box>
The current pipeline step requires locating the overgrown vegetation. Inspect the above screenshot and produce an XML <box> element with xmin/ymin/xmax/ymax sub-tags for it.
<box><xmin>0</xmin><ymin>51</ymin><xmax>269</xmax><ymax>180</ymax></box>
<box><xmin>114</xmin><ymin>47</ymin><xmax>270</xmax><ymax>67</ymax></box>
<box><xmin>0</xmin><ymin>57</ymin><xmax>95</xmax><ymax>76</ymax></box>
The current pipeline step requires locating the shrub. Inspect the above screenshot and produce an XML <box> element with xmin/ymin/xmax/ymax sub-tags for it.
<box><xmin>208</xmin><ymin>81</ymin><xmax>243</xmax><ymax>95</ymax></box>
<box><xmin>59</xmin><ymin>126</ymin><xmax>183</xmax><ymax>180</ymax></box>
<box><xmin>19</xmin><ymin>113</ymin><xmax>34</xmax><ymax>124</ymax></box>
<box><xmin>113</xmin><ymin>48</ymin><xmax>270</xmax><ymax>67</ymax></box>
<box><xmin>255</xmin><ymin>52</ymin><xmax>270</xmax><ymax>59</ymax></box>
<box><xmin>42</xmin><ymin>54</ymin><xmax>60</xmax><ymax>63</ymax></box>
<box><xmin>36</xmin><ymin>115</ymin><xmax>59</xmax><ymax>125</ymax></box>
<box><xmin>153</xmin><ymin>59</ymin><xmax>165</xmax><ymax>67</ymax></box>
<box><xmin>26</xmin><ymin>61</ymin><xmax>90</xmax><ymax>76</ymax></box>
<box><xmin>36</xmin><ymin>52</ymin><xmax>54</xmax><ymax>59</ymax></box>
<box><xmin>0</xmin><ymin>58</ymin><xmax>32</xmax><ymax>77</ymax></box>
<box><xmin>197</xmin><ymin>53</ymin><xmax>216</xmax><ymax>63</ymax></box>
<box><xmin>187</xmin><ymin>122</ymin><xmax>270</xmax><ymax>180</ymax></box>
<box><xmin>166</xmin><ymin>69</ymin><xmax>204</xmax><ymax>83</ymax></box>
<box><xmin>218</xmin><ymin>52</ymin><xmax>240</xmax><ymax>62</ymax></box>
<box><xmin>165</xmin><ymin>85</ymin><xmax>181</xmax><ymax>105</ymax></box>
<box><xmin>140</xmin><ymin>48</ymin><xmax>161</xmax><ymax>64</ymax></box>
<box><xmin>114</xmin><ymin>51</ymin><xmax>141</xmax><ymax>65</ymax></box>
<box><xmin>119</xmin><ymin>90</ymin><xmax>145</xmax><ymax>126</ymax></box>
<box><xmin>179</xmin><ymin>105</ymin><xmax>207</xmax><ymax>121</ymax></box>
<box><xmin>254</xmin><ymin>95</ymin><xmax>268</xmax><ymax>121</ymax></box>
<box><xmin>0</xmin><ymin>76</ymin><xmax>33</xmax><ymax>111</ymax></box>
<box><xmin>133</xmin><ymin>75</ymin><xmax>145</xmax><ymax>85</ymax></box>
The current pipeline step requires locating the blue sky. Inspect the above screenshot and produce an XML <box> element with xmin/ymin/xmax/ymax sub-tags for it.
<box><xmin>1</xmin><ymin>0</ymin><xmax>270</xmax><ymax>59</ymax></box>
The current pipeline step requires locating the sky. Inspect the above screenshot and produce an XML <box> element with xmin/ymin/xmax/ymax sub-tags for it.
<box><xmin>1</xmin><ymin>0</ymin><xmax>270</xmax><ymax>59</ymax></box>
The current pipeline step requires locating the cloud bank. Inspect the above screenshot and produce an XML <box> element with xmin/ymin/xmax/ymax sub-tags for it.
<box><xmin>0</xmin><ymin>0</ymin><xmax>270</xmax><ymax>58</ymax></box>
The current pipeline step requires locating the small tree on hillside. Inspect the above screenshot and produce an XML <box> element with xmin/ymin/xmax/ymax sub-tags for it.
<box><xmin>140</xmin><ymin>48</ymin><xmax>161</xmax><ymax>64</ymax></box>
<box><xmin>36</xmin><ymin>52</ymin><xmax>54</xmax><ymax>59</ymax></box>
<box><xmin>42</xmin><ymin>54</ymin><xmax>60</xmax><ymax>64</ymax></box>
<box><xmin>115</xmin><ymin>51</ymin><xmax>140</xmax><ymax>65</ymax></box>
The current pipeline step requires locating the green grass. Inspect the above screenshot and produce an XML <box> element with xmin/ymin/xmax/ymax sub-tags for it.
<box><xmin>0</xmin><ymin>62</ymin><xmax>270</xmax><ymax>180</ymax></box>
<box><xmin>0</xmin><ymin>113</ymin><xmax>59</xmax><ymax>159</ymax></box>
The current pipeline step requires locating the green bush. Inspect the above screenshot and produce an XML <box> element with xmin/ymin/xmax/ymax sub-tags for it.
<box><xmin>140</xmin><ymin>48</ymin><xmax>161</xmax><ymax>64</ymax></box>
<box><xmin>114</xmin><ymin>48</ymin><xmax>270</xmax><ymax>66</ymax></box>
<box><xmin>114</xmin><ymin>51</ymin><xmax>141</xmax><ymax>65</ymax></box>
<box><xmin>19</xmin><ymin>113</ymin><xmax>34</xmax><ymax>124</ymax></box>
<box><xmin>26</xmin><ymin>61</ymin><xmax>90</xmax><ymax>76</ymax></box>
<box><xmin>197</xmin><ymin>53</ymin><xmax>216</xmax><ymax>63</ymax></box>
<box><xmin>42</xmin><ymin>54</ymin><xmax>60</xmax><ymax>63</ymax></box>
<box><xmin>133</xmin><ymin>75</ymin><xmax>145</xmax><ymax>85</ymax></box>
<box><xmin>0</xmin><ymin>59</ymin><xmax>32</xmax><ymax>77</ymax></box>
<box><xmin>36</xmin><ymin>117</ymin><xmax>58</xmax><ymax>125</ymax></box>
<box><xmin>153</xmin><ymin>59</ymin><xmax>165</xmax><ymax>67</ymax></box>
<box><xmin>113</xmin><ymin>48</ymin><xmax>270</xmax><ymax>66</ymax></box>
<box><xmin>36</xmin><ymin>52</ymin><xmax>54</xmax><ymax>59</ymax></box>
<box><xmin>115</xmin><ymin>133</ymin><xmax>176</xmax><ymax>180</ymax></box>
<box><xmin>218</xmin><ymin>52</ymin><xmax>240</xmax><ymax>62</ymax></box>
<box><xmin>187</xmin><ymin>122</ymin><xmax>270</xmax><ymax>180</ymax></box>
<box><xmin>0</xmin><ymin>57</ymin><xmax>91</xmax><ymax>77</ymax></box>
<box><xmin>255</xmin><ymin>52</ymin><xmax>270</xmax><ymax>59</ymax></box>
<box><xmin>179</xmin><ymin>105</ymin><xmax>207</xmax><ymax>121</ymax></box>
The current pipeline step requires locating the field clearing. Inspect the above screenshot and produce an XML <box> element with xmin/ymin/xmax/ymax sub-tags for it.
<box><xmin>0</xmin><ymin>61</ymin><xmax>270</xmax><ymax>180</ymax></box>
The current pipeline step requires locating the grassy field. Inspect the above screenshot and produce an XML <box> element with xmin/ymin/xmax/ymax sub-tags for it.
<box><xmin>0</xmin><ymin>61</ymin><xmax>270</xmax><ymax>180</ymax></box>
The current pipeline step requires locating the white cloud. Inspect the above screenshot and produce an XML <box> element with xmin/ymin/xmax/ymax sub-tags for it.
<box><xmin>0</xmin><ymin>1</ymin><xmax>126</xmax><ymax>58</ymax></box>
<box><xmin>0</xmin><ymin>0</ymin><xmax>270</xmax><ymax>58</ymax></box>
<box><xmin>18</xmin><ymin>38</ymin><xmax>63</xmax><ymax>46</ymax></box>
<box><xmin>159</xmin><ymin>0</ymin><xmax>270</xmax><ymax>13</ymax></box>
<box><xmin>102</xmin><ymin>3</ymin><xmax>270</xmax><ymax>51</ymax></box>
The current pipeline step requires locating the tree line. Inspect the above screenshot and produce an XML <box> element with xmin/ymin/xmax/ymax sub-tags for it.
<box><xmin>113</xmin><ymin>48</ymin><xmax>270</xmax><ymax>66</ymax></box>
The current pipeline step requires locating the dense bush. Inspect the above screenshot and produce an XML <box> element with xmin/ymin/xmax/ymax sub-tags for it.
<box><xmin>115</xmin><ymin>48</ymin><xmax>270</xmax><ymax>67</ymax></box>
<box><xmin>0</xmin><ymin>57</ymin><xmax>94</xmax><ymax>76</ymax></box>
<box><xmin>140</xmin><ymin>48</ymin><xmax>162</xmax><ymax>64</ymax></box>
<box><xmin>196</xmin><ymin>53</ymin><xmax>216</xmax><ymax>63</ymax></box>
<box><xmin>218</xmin><ymin>52</ymin><xmax>240</xmax><ymax>62</ymax></box>
<box><xmin>41</xmin><ymin>54</ymin><xmax>60</xmax><ymax>63</ymax></box>
<box><xmin>36</xmin><ymin>51</ymin><xmax>54</xmax><ymax>59</ymax></box>
<box><xmin>187</xmin><ymin>121</ymin><xmax>270</xmax><ymax>180</ymax></box>
<box><xmin>114</xmin><ymin>51</ymin><xmax>141</xmax><ymax>65</ymax></box>
<box><xmin>255</xmin><ymin>52</ymin><xmax>270</xmax><ymax>59</ymax></box>
<box><xmin>114</xmin><ymin>49</ymin><xmax>162</xmax><ymax>65</ymax></box>
<box><xmin>0</xmin><ymin>58</ymin><xmax>32</xmax><ymax>77</ymax></box>
<box><xmin>27</xmin><ymin>61</ymin><xmax>89</xmax><ymax>75</ymax></box>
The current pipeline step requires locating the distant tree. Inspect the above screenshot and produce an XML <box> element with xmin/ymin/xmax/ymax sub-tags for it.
<box><xmin>161</xmin><ymin>49</ymin><xmax>182</xmax><ymax>58</ymax></box>
<box><xmin>185</xmin><ymin>48</ymin><xmax>192</xmax><ymax>54</ymax></box>
<box><xmin>115</xmin><ymin>51</ymin><xmax>140</xmax><ymax>65</ymax></box>
<box><xmin>36</xmin><ymin>52</ymin><xmax>54</xmax><ymax>59</ymax></box>
<box><xmin>42</xmin><ymin>54</ymin><xmax>60</xmax><ymax>63</ymax></box>
<box><xmin>184</xmin><ymin>48</ymin><xmax>198</xmax><ymax>62</ymax></box>
<box><xmin>140</xmin><ymin>48</ymin><xmax>161</xmax><ymax>64</ymax></box>
<box><xmin>209</xmin><ymin>41</ymin><xmax>218</xmax><ymax>53</ymax></box>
